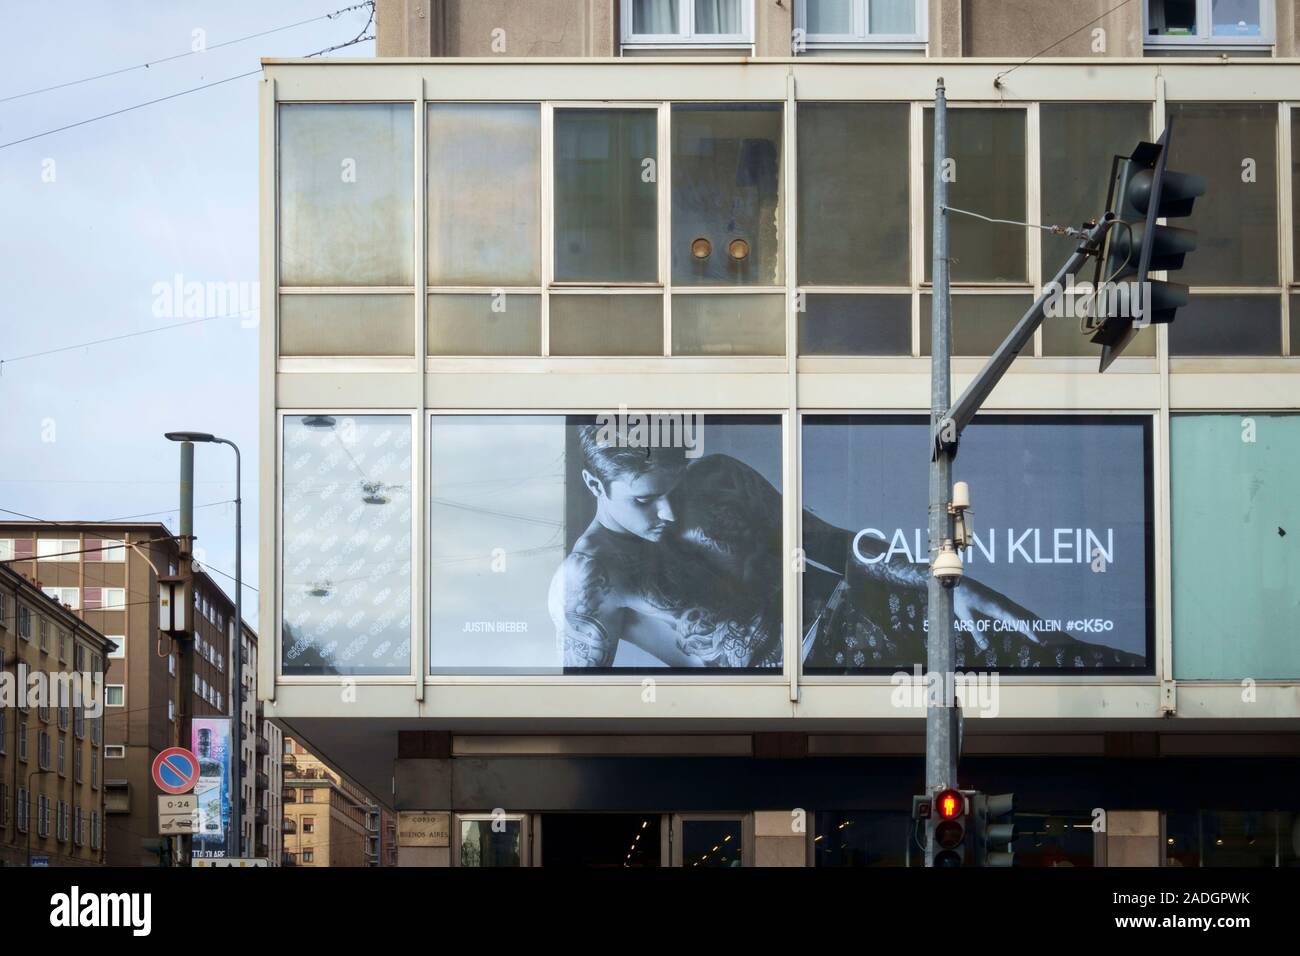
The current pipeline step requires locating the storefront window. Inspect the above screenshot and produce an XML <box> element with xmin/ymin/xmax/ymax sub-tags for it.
<box><xmin>672</xmin><ymin>104</ymin><xmax>783</xmax><ymax>286</ymax></box>
<box><xmin>1171</xmin><ymin>414</ymin><xmax>1300</xmax><ymax>679</ymax></box>
<box><xmin>428</xmin><ymin>104</ymin><xmax>541</xmax><ymax>286</ymax></box>
<box><xmin>278</xmin><ymin>103</ymin><xmax>414</xmax><ymax>287</ymax></box>
<box><xmin>281</xmin><ymin>415</ymin><xmax>412</xmax><ymax>676</ymax></box>
<box><xmin>813</xmin><ymin>811</ymin><xmax>915</xmax><ymax>866</ymax></box>
<box><xmin>554</xmin><ymin>109</ymin><xmax>658</xmax><ymax>283</ymax></box>
<box><xmin>459</xmin><ymin>817</ymin><xmax>523</xmax><ymax>867</ymax></box>
<box><xmin>798</xmin><ymin>103</ymin><xmax>910</xmax><ymax>286</ymax></box>
<box><xmin>429</xmin><ymin>413</ymin><xmax>783</xmax><ymax>673</ymax></box>
<box><xmin>924</xmin><ymin>108</ymin><xmax>1027</xmax><ymax>283</ymax></box>
<box><xmin>801</xmin><ymin>415</ymin><xmax>1153</xmax><ymax>672</ymax></box>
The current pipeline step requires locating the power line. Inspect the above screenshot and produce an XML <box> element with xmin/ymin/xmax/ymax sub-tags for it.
<box><xmin>0</xmin><ymin>32</ymin><xmax>374</xmax><ymax>152</ymax></box>
<box><xmin>0</xmin><ymin>2</ymin><xmax>375</xmax><ymax>104</ymax></box>
<box><xmin>0</xmin><ymin>311</ymin><xmax>256</xmax><ymax>369</ymax></box>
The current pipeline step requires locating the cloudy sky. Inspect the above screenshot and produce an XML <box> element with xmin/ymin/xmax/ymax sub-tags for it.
<box><xmin>0</xmin><ymin>1</ymin><xmax>377</xmax><ymax>621</ymax></box>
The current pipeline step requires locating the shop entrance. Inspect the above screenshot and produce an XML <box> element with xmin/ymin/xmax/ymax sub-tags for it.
<box><xmin>538</xmin><ymin>813</ymin><xmax>753</xmax><ymax>867</ymax></box>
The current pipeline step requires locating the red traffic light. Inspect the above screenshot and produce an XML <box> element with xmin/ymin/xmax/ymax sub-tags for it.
<box><xmin>935</xmin><ymin>789</ymin><xmax>964</xmax><ymax>820</ymax></box>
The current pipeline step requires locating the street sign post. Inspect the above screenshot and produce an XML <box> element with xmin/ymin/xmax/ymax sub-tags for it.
<box><xmin>152</xmin><ymin>747</ymin><xmax>200</xmax><ymax>795</ymax></box>
<box><xmin>158</xmin><ymin>794</ymin><xmax>198</xmax><ymax>835</ymax></box>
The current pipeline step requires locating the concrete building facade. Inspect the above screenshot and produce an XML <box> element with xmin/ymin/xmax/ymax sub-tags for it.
<box><xmin>260</xmin><ymin>0</ymin><xmax>1300</xmax><ymax>867</ymax></box>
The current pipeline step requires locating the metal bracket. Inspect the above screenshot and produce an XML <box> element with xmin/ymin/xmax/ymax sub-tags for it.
<box><xmin>1160</xmin><ymin>679</ymin><xmax>1177</xmax><ymax>716</ymax></box>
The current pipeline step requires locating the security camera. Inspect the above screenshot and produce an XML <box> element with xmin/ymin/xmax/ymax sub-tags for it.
<box><xmin>932</xmin><ymin>541</ymin><xmax>963</xmax><ymax>589</ymax></box>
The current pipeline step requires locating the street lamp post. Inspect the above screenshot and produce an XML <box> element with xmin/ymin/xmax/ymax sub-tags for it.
<box><xmin>27</xmin><ymin>768</ymin><xmax>53</xmax><ymax>866</ymax></box>
<box><xmin>165</xmin><ymin>431</ymin><xmax>242</xmax><ymax>860</ymax></box>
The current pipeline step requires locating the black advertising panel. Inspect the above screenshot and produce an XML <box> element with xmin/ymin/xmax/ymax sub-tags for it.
<box><xmin>429</xmin><ymin>413</ymin><xmax>783</xmax><ymax>673</ymax></box>
<box><xmin>801</xmin><ymin>415</ymin><xmax>1153</xmax><ymax>673</ymax></box>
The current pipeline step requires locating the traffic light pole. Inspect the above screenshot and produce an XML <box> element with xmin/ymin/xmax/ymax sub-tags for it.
<box><xmin>924</xmin><ymin>78</ymin><xmax>958</xmax><ymax>867</ymax></box>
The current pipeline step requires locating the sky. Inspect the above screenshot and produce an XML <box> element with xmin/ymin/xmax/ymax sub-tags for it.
<box><xmin>0</xmin><ymin>1</ymin><xmax>378</xmax><ymax>623</ymax></box>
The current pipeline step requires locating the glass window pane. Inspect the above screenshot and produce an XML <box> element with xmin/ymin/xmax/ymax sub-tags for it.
<box><xmin>919</xmin><ymin>294</ymin><xmax>1033</xmax><ymax>355</ymax></box>
<box><xmin>549</xmin><ymin>294</ymin><xmax>663</xmax><ymax>355</ymax></box>
<box><xmin>673</xmin><ymin>104</ymin><xmax>783</xmax><ymax>286</ymax></box>
<box><xmin>279</xmin><ymin>295</ymin><xmax>414</xmax><ymax>356</ymax></box>
<box><xmin>1211</xmin><ymin>0</ymin><xmax>1261</xmax><ymax>36</ymax></box>
<box><xmin>1292</xmin><ymin>111</ymin><xmax>1300</xmax><ymax>278</ymax></box>
<box><xmin>1173</xmin><ymin>415</ymin><xmax>1300</xmax><ymax>679</ymax></box>
<box><xmin>279</xmin><ymin>104</ymin><xmax>413</xmax><ymax>286</ymax></box>
<box><xmin>632</xmin><ymin>0</ymin><xmax>679</xmax><ymax>34</ymax></box>
<box><xmin>681</xmin><ymin>819</ymin><xmax>742</xmax><ymax>867</ymax></box>
<box><xmin>1168</xmin><ymin>294</ymin><xmax>1281</xmax><ymax>355</ymax></box>
<box><xmin>281</xmin><ymin>415</ymin><xmax>412</xmax><ymax>676</ymax></box>
<box><xmin>869</xmin><ymin>0</ymin><xmax>915</xmax><ymax>34</ymax></box>
<box><xmin>814</xmin><ymin>811</ymin><xmax>914</xmax><ymax>867</ymax></box>
<box><xmin>799</xmin><ymin>294</ymin><xmax>911</xmax><ymax>355</ymax></box>
<box><xmin>427</xmin><ymin>294</ymin><xmax>540</xmax><ymax>356</ymax></box>
<box><xmin>806</xmin><ymin>0</ymin><xmax>853</xmax><ymax>34</ymax></box>
<box><xmin>429</xmin><ymin>414</ymin><xmax>783</xmax><ymax>673</ymax></box>
<box><xmin>459</xmin><ymin>819</ymin><xmax>522</xmax><ymax>866</ymax></box>
<box><xmin>1149</xmin><ymin>0</ymin><xmax>1198</xmax><ymax>35</ymax></box>
<box><xmin>695</xmin><ymin>0</ymin><xmax>742</xmax><ymax>34</ymax></box>
<box><xmin>798</xmin><ymin>103</ymin><xmax>909</xmax><ymax>285</ymax></box>
<box><xmin>1167</xmin><ymin>103</ymin><xmax>1276</xmax><ymax>286</ymax></box>
<box><xmin>671</xmin><ymin>294</ymin><xmax>785</xmax><ymax>355</ymax></box>
<box><xmin>924</xmin><ymin>109</ymin><xmax>1026</xmax><ymax>283</ymax></box>
<box><xmin>554</xmin><ymin>109</ymin><xmax>658</xmax><ymax>283</ymax></box>
<box><xmin>1040</xmin><ymin>104</ymin><xmax>1151</xmax><ymax>277</ymax></box>
<box><xmin>428</xmin><ymin>104</ymin><xmax>539</xmax><ymax>285</ymax></box>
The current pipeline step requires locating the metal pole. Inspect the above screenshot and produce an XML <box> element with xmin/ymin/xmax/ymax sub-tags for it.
<box><xmin>177</xmin><ymin>443</ymin><xmax>194</xmax><ymax>867</ymax></box>
<box><xmin>925</xmin><ymin>78</ymin><xmax>958</xmax><ymax>866</ymax></box>
<box><xmin>225</xmin><ymin>439</ymin><xmax>242</xmax><ymax>861</ymax></box>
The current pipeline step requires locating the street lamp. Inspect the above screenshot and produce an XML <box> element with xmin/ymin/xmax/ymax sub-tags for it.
<box><xmin>27</xmin><ymin>768</ymin><xmax>53</xmax><ymax>866</ymax></box>
<box><xmin>165</xmin><ymin>430</ymin><xmax>243</xmax><ymax>860</ymax></box>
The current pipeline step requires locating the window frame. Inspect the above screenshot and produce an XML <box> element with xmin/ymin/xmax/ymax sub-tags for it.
<box><xmin>796</xmin><ymin>0</ymin><xmax>928</xmax><ymax>50</ymax></box>
<box><xmin>105</xmin><ymin>685</ymin><xmax>125</xmax><ymax>708</ymax></box>
<box><xmin>621</xmin><ymin>0</ymin><xmax>755</xmax><ymax>49</ymax></box>
<box><xmin>1144</xmin><ymin>0</ymin><xmax>1275</xmax><ymax>49</ymax></box>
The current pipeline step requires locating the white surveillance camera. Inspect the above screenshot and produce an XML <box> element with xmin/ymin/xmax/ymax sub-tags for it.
<box><xmin>932</xmin><ymin>543</ymin><xmax>963</xmax><ymax>589</ymax></box>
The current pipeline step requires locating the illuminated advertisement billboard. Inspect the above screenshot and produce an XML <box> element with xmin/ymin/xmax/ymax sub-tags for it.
<box><xmin>192</xmin><ymin>717</ymin><xmax>233</xmax><ymax>859</ymax></box>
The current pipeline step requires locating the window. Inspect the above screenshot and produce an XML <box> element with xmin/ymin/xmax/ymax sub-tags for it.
<box><xmin>0</xmin><ymin>784</ymin><xmax>7</xmax><ymax>827</ymax></box>
<box><xmin>90</xmin><ymin>714</ymin><xmax>100</xmax><ymax>745</ymax></box>
<box><xmin>672</xmin><ymin>104</ymin><xmax>784</xmax><ymax>288</ymax></box>
<box><xmin>38</xmin><ymin>619</ymin><xmax>50</xmax><ymax>652</ymax></box>
<box><xmin>278</xmin><ymin>103</ymin><xmax>415</xmax><ymax>287</ymax></box>
<box><xmin>75</xmin><ymin>645</ymin><xmax>85</xmax><ymax>671</ymax></box>
<box><xmin>106</xmin><ymin>635</ymin><xmax>126</xmax><ymax>659</ymax></box>
<box><xmin>924</xmin><ymin>107</ymin><xmax>1027</xmax><ymax>284</ymax></box>
<box><xmin>217</xmin><ymin>691</ymin><xmax>223</xmax><ymax>710</ymax></box>
<box><xmin>38</xmin><ymin>794</ymin><xmax>50</xmax><ymax>838</ymax></box>
<box><xmin>168</xmin><ymin>699</ymin><xmax>176</xmax><ymax>722</ymax></box>
<box><xmin>194</xmin><ymin>675</ymin><xmax>201</xmax><ymax>694</ymax></box>
<box><xmin>18</xmin><ymin>720</ymin><xmax>28</xmax><ymax>761</ymax></box>
<box><xmin>38</xmin><ymin>731</ymin><xmax>51</xmax><ymax>769</ymax></box>
<box><xmin>169</xmin><ymin>653</ymin><xmax>176</xmax><ymax>676</ymax></box>
<box><xmin>105</xmin><ymin>745</ymin><xmax>126</xmax><ymax>759</ymax></box>
<box><xmin>91</xmin><ymin>749</ymin><xmax>98</xmax><ymax>789</ymax></box>
<box><xmin>304</xmin><ymin>790</ymin><xmax>314</xmax><ymax>804</ymax></box>
<box><xmin>281</xmin><ymin>415</ymin><xmax>413</xmax><ymax>676</ymax></box>
<box><xmin>105</xmin><ymin>685</ymin><xmax>125</xmax><ymax>707</ymax></box>
<box><xmin>553</xmin><ymin>109</ymin><xmax>658</xmax><ymax>283</ymax></box>
<box><xmin>1145</xmin><ymin>0</ymin><xmax>1272</xmax><ymax>47</ymax></box>
<box><xmin>0</xmin><ymin>591</ymin><xmax>7</xmax><ymax>626</ymax></box>
<box><xmin>92</xmin><ymin>811</ymin><xmax>101</xmax><ymax>850</ymax></box>
<box><xmin>798</xmin><ymin>103</ymin><xmax>909</xmax><ymax>288</ymax></box>
<box><xmin>42</xmin><ymin>587</ymin><xmax>80</xmax><ymax>611</ymax></box>
<box><xmin>57</xmin><ymin>801</ymin><xmax>68</xmax><ymax>842</ymax></box>
<box><xmin>75</xmin><ymin>746</ymin><xmax>83</xmax><ymax>783</ymax></box>
<box><xmin>17</xmin><ymin>787</ymin><xmax>28</xmax><ymax>832</ymax></box>
<box><xmin>17</xmin><ymin>604</ymin><xmax>30</xmax><ymax>639</ymax></box>
<box><xmin>0</xmin><ymin>710</ymin><xmax>5</xmax><ymax>754</ymax></box>
<box><xmin>797</xmin><ymin>0</ymin><xmax>924</xmax><ymax>47</ymax></box>
<box><xmin>303</xmin><ymin>849</ymin><xmax>314</xmax><ymax>863</ymax></box>
<box><xmin>36</xmin><ymin>538</ymin><xmax>80</xmax><ymax>561</ymax></box>
<box><xmin>458</xmin><ymin>816</ymin><xmax>525</xmax><ymax>867</ymax></box>
<box><xmin>83</xmin><ymin>587</ymin><xmax>124</xmax><ymax>610</ymax></box>
<box><xmin>57</xmin><ymin>737</ymin><xmax>65</xmax><ymax>776</ymax></box>
<box><xmin>303</xmin><ymin>817</ymin><xmax>315</xmax><ymax>834</ymax></box>
<box><xmin>74</xmin><ymin>705</ymin><xmax>84</xmax><ymax>739</ymax></box>
<box><xmin>85</xmin><ymin>538</ymin><xmax>125</xmax><ymax>562</ymax></box>
<box><xmin>59</xmin><ymin>631</ymin><xmax>69</xmax><ymax>662</ymax></box>
<box><xmin>38</xmin><ymin>700</ymin><xmax>50</xmax><ymax>723</ymax></box>
<box><xmin>0</xmin><ymin>538</ymin><xmax>12</xmax><ymax>561</ymax></box>
<box><xmin>74</xmin><ymin>806</ymin><xmax>84</xmax><ymax>846</ymax></box>
<box><xmin>58</xmin><ymin>701</ymin><xmax>68</xmax><ymax>731</ymax></box>
<box><xmin>622</xmin><ymin>0</ymin><xmax>752</xmax><ymax>47</ymax></box>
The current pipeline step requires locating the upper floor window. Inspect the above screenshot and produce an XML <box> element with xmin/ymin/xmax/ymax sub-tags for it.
<box><xmin>622</xmin><ymin>1</ymin><xmax>753</xmax><ymax>48</ymax></box>
<box><xmin>85</xmin><ymin>538</ymin><xmax>125</xmax><ymax>562</ymax></box>
<box><xmin>1146</xmin><ymin>0</ymin><xmax>1273</xmax><ymax>49</ymax></box>
<box><xmin>36</xmin><ymin>538</ymin><xmax>80</xmax><ymax>562</ymax></box>
<box><xmin>797</xmin><ymin>0</ymin><xmax>925</xmax><ymax>48</ymax></box>
<box><xmin>42</xmin><ymin>586</ymin><xmax>80</xmax><ymax>610</ymax></box>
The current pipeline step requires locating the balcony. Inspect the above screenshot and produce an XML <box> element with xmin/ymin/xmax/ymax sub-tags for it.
<box><xmin>283</xmin><ymin>818</ymin><xmax>297</xmax><ymax>834</ymax></box>
<box><xmin>256</xmin><ymin>771</ymin><xmax>270</xmax><ymax>791</ymax></box>
<box><xmin>255</xmin><ymin>807</ymin><xmax>268</xmax><ymax>828</ymax></box>
<box><xmin>256</xmin><ymin>736</ymin><xmax>269</xmax><ymax>756</ymax></box>
<box><xmin>282</xmin><ymin>754</ymin><xmax>297</xmax><ymax>771</ymax></box>
<box><xmin>283</xmin><ymin>790</ymin><xmax>296</xmax><ymax>804</ymax></box>
<box><xmin>281</xmin><ymin>851</ymin><xmax>296</xmax><ymax>867</ymax></box>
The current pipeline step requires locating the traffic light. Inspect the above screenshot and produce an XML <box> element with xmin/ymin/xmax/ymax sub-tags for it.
<box><xmin>932</xmin><ymin>788</ymin><xmax>968</xmax><ymax>867</ymax></box>
<box><xmin>972</xmin><ymin>792</ymin><xmax>1017</xmax><ymax>867</ymax></box>
<box><xmin>1090</xmin><ymin>119</ymin><xmax>1205</xmax><ymax>371</ymax></box>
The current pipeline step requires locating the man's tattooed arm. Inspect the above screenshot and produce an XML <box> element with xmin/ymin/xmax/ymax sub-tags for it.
<box><xmin>548</xmin><ymin>551</ymin><xmax>620</xmax><ymax>668</ymax></box>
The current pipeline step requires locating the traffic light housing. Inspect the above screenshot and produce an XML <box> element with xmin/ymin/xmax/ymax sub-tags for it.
<box><xmin>932</xmin><ymin>788</ymin><xmax>968</xmax><ymax>867</ymax></box>
<box><xmin>1090</xmin><ymin>120</ymin><xmax>1205</xmax><ymax>371</ymax></box>
<box><xmin>972</xmin><ymin>792</ymin><xmax>1017</xmax><ymax>867</ymax></box>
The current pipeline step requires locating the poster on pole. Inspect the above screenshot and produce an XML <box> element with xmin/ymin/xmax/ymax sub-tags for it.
<box><xmin>191</xmin><ymin>717</ymin><xmax>233</xmax><ymax>859</ymax></box>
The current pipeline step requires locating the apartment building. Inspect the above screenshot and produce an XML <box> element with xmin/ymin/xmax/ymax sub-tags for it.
<box><xmin>257</xmin><ymin>702</ymin><xmax>285</xmax><ymax>864</ymax></box>
<box><xmin>259</xmin><ymin>0</ymin><xmax>1300</xmax><ymax>867</ymax></box>
<box><xmin>0</xmin><ymin>522</ymin><xmax>279</xmax><ymax>864</ymax></box>
<box><xmin>0</xmin><ymin>564</ymin><xmax>111</xmax><ymax>867</ymax></box>
<box><xmin>281</xmin><ymin>737</ymin><xmax>385</xmax><ymax>867</ymax></box>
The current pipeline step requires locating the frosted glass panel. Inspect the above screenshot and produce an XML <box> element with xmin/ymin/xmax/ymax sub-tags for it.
<box><xmin>279</xmin><ymin>104</ymin><xmax>413</xmax><ymax>286</ymax></box>
<box><xmin>279</xmin><ymin>295</ymin><xmax>414</xmax><ymax>356</ymax></box>
<box><xmin>1172</xmin><ymin>414</ymin><xmax>1300</xmax><ymax>679</ymax></box>
<box><xmin>549</xmin><ymin>295</ymin><xmax>663</xmax><ymax>355</ymax></box>
<box><xmin>806</xmin><ymin>0</ymin><xmax>853</xmax><ymax>33</ymax></box>
<box><xmin>671</xmin><ymin>294</ymin><xmax>785</xmax><ymax>355</ymax></box>
<box><xmin>428</xmin><ymin>105</ymin><xmax>540</xmax><ymax>285</ymax></box>
<box><xmin>427</xmin><ymin>294</ymin><xmax>540</xmax><ymax>356</ymax></box>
